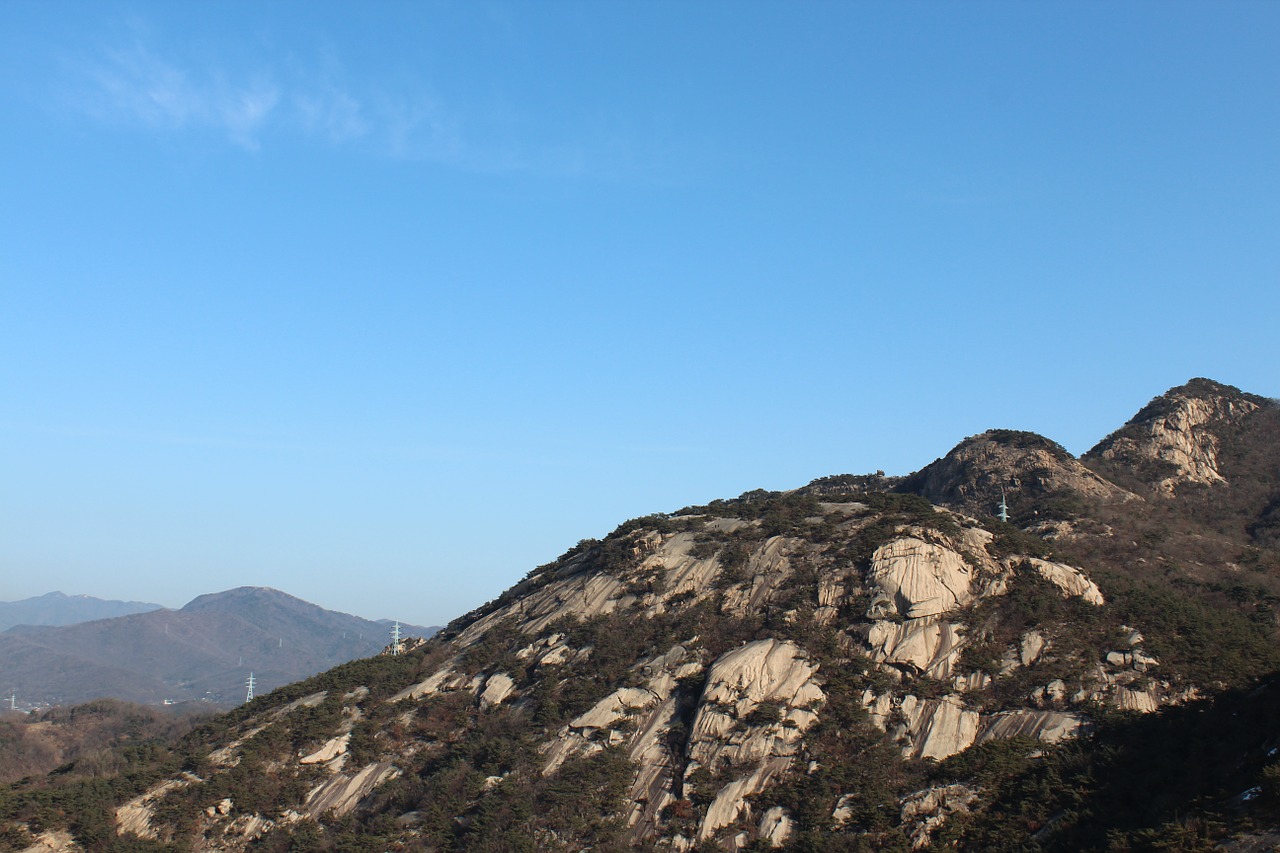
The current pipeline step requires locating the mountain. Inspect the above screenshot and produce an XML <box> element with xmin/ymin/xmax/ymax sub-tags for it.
<box><xmin>0</xmin><ymin>587</ymin><xmax>437</xmax><ymax>707</ymax></box>
<box><xmin>2</xmin><ymin>379</ymin><xmax>1278</xmax><ymax>853</ymax></box>
<box><xmin>0</xmin><ymin>592</ymin><xmax>162</xmax><ymax>632</ymax></box>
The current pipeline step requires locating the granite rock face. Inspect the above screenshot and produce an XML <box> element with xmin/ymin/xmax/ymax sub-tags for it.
<box><xmin>684</xmin><ymin>639</ymin><xmax>824</xmax><ymax>842</ymax></box>
<box><xmin>867</xmin><ymin>537</ymin><xmax>975</xmax><ymax>619</ymax></box>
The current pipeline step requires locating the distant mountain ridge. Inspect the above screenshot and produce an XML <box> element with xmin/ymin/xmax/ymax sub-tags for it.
<box><xmin>0</xmin><ymin>591</ymin><xmax>162</xmax><ymax>631</ymax></box>
<box><xmin>0</xmin><ymin>587</ymin><xmax>437</xmax><ymax>707</ymax></box>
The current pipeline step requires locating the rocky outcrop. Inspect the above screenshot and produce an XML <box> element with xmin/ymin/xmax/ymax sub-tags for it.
<box><xmin>900</xmin><ymin>784</ymin><xmax>979</xmax><ymax>848</ymax></box>
<box><xmin>977</xmin><ymin>710</ymin><xmax>1083</xmax><ymax>744</ymax></box>
<box><xmin>537</xmin><ymin>634</ymin><xmax>834</xmax><ymax>850</ymax></box>
<box><xmin>867</xmin><ymin>618</ymin><xmax>966</xmax><ymax>679</ymax></box>
<box><xmin>206</xmin><ymin>691</ymin><xmax>329</xmax><ymax>768</ymax></box>
<box><xmin>299</xmin><ymin>733</ymin><xmax>351</xmax><ymax>765</ymax></box>
<box><xmin>17</xmin><ymin>829</ymin><xmax>81</xmax><ymax>853</ymax></box>
<box><xmin>717</xmin><ymin>536</ymin><xmax>800</xmax><ymax>617</ymax></box>
<box><xmin>215</xmin><ymin>813</ymin><xmax>280</xmax><ymax>842</ymax></box>
<box><xmin>687</xmin><ymin>640</ymin><xmax>823</xmax><ymax>767</ymax></box>
<box><xmin>899</xmin><ymin>695</ymin><xmax>982</xmax><ymax>760</ymax></box>
<box><xmin>515</xmin><ymin>632</ymin><xmax>572</xmax><ymax>666</ymax></box>
<box><xmin>478</xmin><ymin>673</ymin><xmax>516</xmax><ymax>708</ymax></box>
<box><xmin>1113</xmin><ymin>686</ymin><xmax>1161</xmax><ymax>712</ymax></box>
<box><xmin>867</xmin><ymin>537</ymin><xmax>975</xmax><ymax>619</ymax></box>
<box><xmin>301</xmin><ymin>762</ymin><xmax>399</xmax><ymax>818</ymax></box>
<box><xmin>756</xmin><ymin>806</ymin><xmax>793</xmax><ymax>847</ymax></box>
<box><xmin>115</xmin><ymin>777</ymin><xmax>196</xmax><ymax>840</ymax></box>
<box><xmin>864</xmin><ymin>691</ymin><xmax>982</xmax><ymax>760</ymax></box>
<box><xmin>697</xmin><ymin>759</ymin><xmax>793</xmax><ymax>844</ymax></box>
<box><xmin>1020</xmin><ymin>630</ymin><xmax>1048</xmax><ymax>666</ymax></box>
<box><xmin>1088</xmin><ymin>379</ymin><xmax>1264</xmax><ymax>494</ymax></box>
<box><xmin>1023</xmin><ymin>557</ymin><xmax>1105</xmax><ymax>605</ymax></box>
<box><xmin>572</xmin><ymin>687</ymin><xmax>659</xmax><ymax>730</ymax></box>
<box><xmin>684</xmin><ymin>639</ymin><xmax>824</xmax><ymax>842</ymax></box>
<box><xmin>542</xmin><ymin>645</ymin><xmax>701</xmax><ymax>785</ymax></box>
<box><xmin>865</xmin><ymin>695</ymin><xmax>1085</xmax><ymax>759</ymax></box>
<box><xmin>391</xmin><ymin>662</ymin><xmax>474</xmax><ymax>702</ymax></box>
<box><xmin>450</xmin><ymin>531</ymin><xmax>804</xmax><ymax>648</ymax></box>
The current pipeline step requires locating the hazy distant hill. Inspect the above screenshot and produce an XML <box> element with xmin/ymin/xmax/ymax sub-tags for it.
<box><xmin>0</xmin><ymin>587</ymin><xmax>437</xmax><ymax>707</ymax></box>
<box><xmin>0</xmin><ymin>591</ymin><xmax>162</xmax><ymax>631</ymax></box>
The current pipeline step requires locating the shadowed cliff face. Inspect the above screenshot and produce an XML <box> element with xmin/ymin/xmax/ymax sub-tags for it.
<box><xmin>2</xmin><ymin>379</ymin><xmax>1278</xmax><ymax>853</ymax></box>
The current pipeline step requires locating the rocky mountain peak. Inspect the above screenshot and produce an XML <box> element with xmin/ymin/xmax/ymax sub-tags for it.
<box><xmin>898</xmin><ymin>429</ymin><xmax>1131</xmax><ymax>520</ymax></box>
<box><xmin>1085</xmin><ymin>378</ymin><xmax>1270</xmax><ymax>495</ymax></box>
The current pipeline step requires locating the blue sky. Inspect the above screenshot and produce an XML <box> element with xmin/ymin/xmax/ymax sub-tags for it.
<box><xmin>2</xmin><ymin>1</ymin><xmax>1277</xmax><ymax>628</ymax></box>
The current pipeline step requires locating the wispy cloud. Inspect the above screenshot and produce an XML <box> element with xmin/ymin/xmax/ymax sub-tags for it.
<box><xmin>65</xmin><ymin>35</ymin><xmax>486</xmax><ymax>162</ymax></box>
<box><xmin>296</xmin><ymin>87</ymin><xmax>368</xmax><ymax>144</ymax></box>
<box><xmin>76</xmin><ymin>40</ymin><xmax>282</xmax><ymax>149</ymax></box>
<box><xmin>58</xmin><ymin>25</ymin><xmax>680</xmax><ymax>181</ymax></box>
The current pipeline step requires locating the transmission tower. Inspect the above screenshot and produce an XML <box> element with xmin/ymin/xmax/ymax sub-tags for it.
<box><xmin>245</xmin><ymin>672</ymin><xmax>256</xmax><ymax>703</ymax></box>
<box><xmin>390</xmin><ymin>621</ymin><xmax>403</xmax><ymax>656</ymax></box>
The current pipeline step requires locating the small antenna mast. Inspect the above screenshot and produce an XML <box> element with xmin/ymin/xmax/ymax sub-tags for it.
<box><xmin>245</xmin><ymin>672</ymin><xmax>256</xmax><ymax>703</ymax></box>
<box><xmin>390</xmin><ymin>621</ymin><xmax>403</xmax><ymax>656</ymax></box>
<box><xmin>998</xmin><ymin>487</ymin><xmax>1010</xmax><ymax>523</ymax></box>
